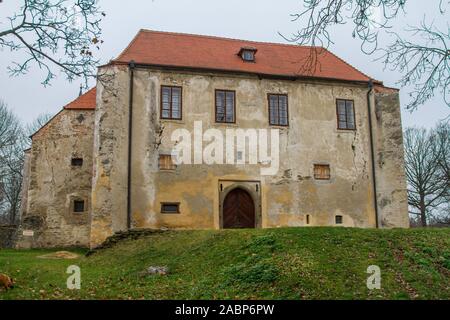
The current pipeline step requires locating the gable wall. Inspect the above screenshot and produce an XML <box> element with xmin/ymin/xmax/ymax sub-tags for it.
<box><xmin>16</xmin><ymin>109</ymin><xmax>95</xmax><ymax>248</ymax></box>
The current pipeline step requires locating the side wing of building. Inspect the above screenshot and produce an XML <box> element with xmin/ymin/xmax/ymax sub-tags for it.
<box><xmin>16</xmin><ymin>90</ymin><xmax>96</xmax><ymax>248</ymax></box>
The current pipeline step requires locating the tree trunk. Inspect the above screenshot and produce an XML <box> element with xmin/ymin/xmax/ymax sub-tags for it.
<box><xmin>9</xmin><ymin>204</ymin><xmax>17</xmax><ymax>225</ymax></box>
<box><xmin>419</xmin><ymin>196</ymin><xmax>427</xmax><ymax>227</ymax></box>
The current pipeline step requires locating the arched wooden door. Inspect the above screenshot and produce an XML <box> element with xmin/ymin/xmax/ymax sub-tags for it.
<box><xmin>223</xmin><ymin>188</ymin><xmax>255</xmax><ymax>228</ymax></box>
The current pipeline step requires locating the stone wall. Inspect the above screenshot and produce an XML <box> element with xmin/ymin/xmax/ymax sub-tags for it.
<box><xmin>90</xmin><ymin>66</ymin><xmax>131</xmax><ymax>247</ymax></box>
<box><xmin>16</xmin><ymin>109</ymin><xmax>95</xmax><ymax>248</ymax></box>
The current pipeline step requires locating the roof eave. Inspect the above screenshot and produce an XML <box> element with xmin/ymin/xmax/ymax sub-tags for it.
<box><xmin>103</xmin><ymin>60</ymin><xmax>382</xmax><ymax>86</ymax></box>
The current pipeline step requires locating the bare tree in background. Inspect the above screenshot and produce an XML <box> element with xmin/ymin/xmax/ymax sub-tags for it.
<box><xmin>25</xmin><ymin>112</ymin><xmax>53</xmax><ymax>138</ymax></box>
<box><xmin>286</xmin><ymin>0</ymin><xmax>449</xmax><ymax>111</ymax></box>
<box><xmin>434</xmin><ymin>123</ymin><xmax>450</xmax><ymax>225</ymax></box>
<box><xmin>0</xmin><ymin>98</ymin><xmax>52</xmax><ymax>224</ymax></box>
<box><xmin>404</xmin><ymin>124</ymin><xmax>450</xmax><ymax>227</ymax></box>
<box><xmin>0</xmin><ymin>100</ymin><xmax>25</xmax><ymax>224</ymax></box>
<box><xmin>0</xmin><ymin>0</ymin><xmax>104</xmax><ymax>86</ymax></box>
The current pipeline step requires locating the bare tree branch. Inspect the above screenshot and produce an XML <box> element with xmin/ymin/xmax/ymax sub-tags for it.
<box><xmin>0</xmin><ymin>0</ymin><xmax>105</xmax><ymax>87</ymax></box>
<box><xmin>287</xmin><ymin>1</ymin><xmax>449</xmax><ymax>111</ymax></box>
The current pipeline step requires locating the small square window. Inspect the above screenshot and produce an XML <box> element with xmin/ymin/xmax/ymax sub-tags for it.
<box><xmin>314</xmin><ymin>164</ymin><xmax>331</xmax><ymax>180</ymax></box>
<box><xmin>73</xmin><ymin>200</ymin><xmax>85</xmax><ymax>213</ymax></box>
<box><xmin>335</xmin><ymin>215</ymin><xmax>343</xmax><ymax>224</ymax></box>
<box><xmin>71</xmin><ymin>158</ymin><xmax>83</xmax><ymax>166</ymax></box>
<box><xmin>161</xmin><ymin>203</ymin><xmax>180</xmax><ymax>214</ymax></box>
<box><xmin>242</xmin><ymin>51</ymin><xmax>254</xmax><ymax>61</ymax></box>
<box><xmin>159</xmin><ymin>154</ymin><xmax>176</xmax><ymax>170</ymax></box>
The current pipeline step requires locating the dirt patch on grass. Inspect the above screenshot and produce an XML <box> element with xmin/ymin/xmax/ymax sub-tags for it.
<box><xmin>37</xmin><ymin>251</ymin><xmax>80</xmax><ymax>259</ymax></box>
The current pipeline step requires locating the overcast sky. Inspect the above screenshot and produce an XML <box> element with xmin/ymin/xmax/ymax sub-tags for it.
<box><xmin>1</xmin><ymin>0</ymin><xmax>449</xmax><ymax>128</ymax></box>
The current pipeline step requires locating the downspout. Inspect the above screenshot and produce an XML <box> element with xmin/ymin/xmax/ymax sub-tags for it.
<box><xmin>367</xmin><ymin>79</ymin><xmax>379</xmax><ymax>228</ymax></box>
<box><xmin>127</xmin><ymin>61</ymin><xmax>136</xmax><ymax>230</ymax></box>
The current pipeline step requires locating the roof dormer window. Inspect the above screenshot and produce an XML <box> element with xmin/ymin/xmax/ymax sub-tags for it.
<box><xmin>238</xmin><ymin>47</ymin><xmax>257</xmax><ymax>62</ymax></box>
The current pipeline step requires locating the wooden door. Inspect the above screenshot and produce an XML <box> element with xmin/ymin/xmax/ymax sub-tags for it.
<box><xmin>223</xmin><ymin>188</ymin><xmax>255</xmax><ymax>228</ymax></box>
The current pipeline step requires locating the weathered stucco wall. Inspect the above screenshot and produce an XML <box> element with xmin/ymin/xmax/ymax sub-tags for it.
<box><xmin>91</xmin><ymin>66</ymin><xmax>408</xmax><ymax>247</ymax></box>
<box><xmin>91</xmin><ymin>66</ymin><xmax>131</xmax><ymax>247</ymax></box>
<box><xmin>16</xmin><ymin>109</ymin><xmax>94</xmax><ymax>248</ymax></box>
<box><xmin>373</xmin><ymin>87</ymin><xmax>409</xmax><ymax>228</ymax></box>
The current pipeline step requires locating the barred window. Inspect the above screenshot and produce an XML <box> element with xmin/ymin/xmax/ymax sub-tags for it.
<box><xmin>159</xmin><ymin>154</ymin><xmax>176</xmax><ymax>170</ymax></box>
<box><xmin>314</xmin><ymin>164</ymin><xmax>331</xmax><ymax>180</ymax></box>
<box><xmin>268</xmin><ymin>94</ymin><xmax>288</xmax><ymax>126</ymax></box>
<box><xmin>161</xmin><ymin>86</ymin><xmax>182</xmax><ymax>120</ymax></box>
<box><xmin>215</xmin><ymin>90</ymin><xmax>235</xmax><ymax>123</ymax></box>
<box><xmin>73</xmin><ymin>200</ymin><xmax>85</xmax><ymax>213</ymax></box>
<box><xmin>336</xmin><ymin>99</ymin><xmax>355</xmax><ymax>130</ymax></box>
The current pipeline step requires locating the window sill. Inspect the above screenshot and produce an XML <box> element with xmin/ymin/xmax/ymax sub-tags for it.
<box><xmin>269</xmin><ymin>124</ymin><xmax>289</xmax><ymax>130</ymax></box>
<box><xmin>336</xmin><ymin>129</ymin><xmax>357</xmax><ymax>133</ymax></box>
<box><xmin>159</xmin><ymin>169</ymin><xmax>177</xmax><ymax>173</ymax></box>
<box><xmin>160</xmin><ymin>119</ymin><xmax>185</xmax><ymax>125</ymax></box>
<box><xmin>214</xmin><ymin>122</ymin><xmax>239</xmax><ymax>127</ymax></box>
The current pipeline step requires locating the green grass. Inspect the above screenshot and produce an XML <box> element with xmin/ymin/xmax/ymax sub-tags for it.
<box><xmin>1</xmin><ymin>227</ymin><xmax>449</xmax><ymax>300</ymax></box>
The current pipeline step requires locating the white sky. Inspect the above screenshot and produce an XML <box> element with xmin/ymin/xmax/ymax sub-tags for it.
<box><xmin>0</xmin><ymin>0</ymin><xmax>449</xmax><ymax>127</ymax></box>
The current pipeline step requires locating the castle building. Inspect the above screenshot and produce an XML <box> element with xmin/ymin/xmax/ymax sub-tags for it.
<box><xmin>17</xmin><ymin>30</ymin><xmax>409</xmax><ymax>248</ymax></box>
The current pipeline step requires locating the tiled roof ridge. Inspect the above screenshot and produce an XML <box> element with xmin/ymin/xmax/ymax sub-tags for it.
<box><xmin>137</xmin><ymin>29</ymin><xmax>320</xmax><ymax>50</ymax></box>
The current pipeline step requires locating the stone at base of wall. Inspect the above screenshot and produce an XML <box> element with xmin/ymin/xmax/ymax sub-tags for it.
<box><xmin>0</xmin><ymin>225</ymin><xmax>18</xmax><ymax>248</ymax></box>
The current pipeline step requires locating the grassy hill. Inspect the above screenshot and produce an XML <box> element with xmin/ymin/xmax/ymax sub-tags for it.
<box><xmin>0</xmin><ymin>227</ymin><xmax>449</xmax><ymax>300</ymax></box>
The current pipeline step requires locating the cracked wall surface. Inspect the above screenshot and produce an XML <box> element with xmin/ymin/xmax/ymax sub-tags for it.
<box><xmin>16</xmin><ymin>109</ymin><xmax>94</xmax><ymax>248</ymax></box>
<box><xmin>373</xmin><ymin>86</ymin><xmax>409</xmax><ymax>228</ymax></box>
<box><xmin>91</xmin><ymin>67</ymin><xmax>408</xmax><ymax>247</ymax></box>
<box><xmin>19</xmin><ymin>67</ymin><xmax>408</xmax><ymax>249</ymax></box>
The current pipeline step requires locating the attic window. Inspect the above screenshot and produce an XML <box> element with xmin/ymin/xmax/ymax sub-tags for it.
<box><xmin>238</xmin><ymin>47</ymin><xmax>257</xmax><ymax>62</ymax></box>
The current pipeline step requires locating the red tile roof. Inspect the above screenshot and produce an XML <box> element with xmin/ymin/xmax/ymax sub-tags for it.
<box><xmin>64</xmin><ymin>88</ymin><xmax>96</xmax><ymax>110</ymax></box>
<box><xmin>114</xmin><ymin>30</ymin><xmax>377</xmax><ymax>83</ymax></box>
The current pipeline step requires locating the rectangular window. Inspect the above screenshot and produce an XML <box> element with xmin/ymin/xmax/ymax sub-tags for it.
<box><xmin>159</xmin><ymin>154</ymin><xmax>176</xmax><ymax>170</ymax></box>
<box><xmin>314</xmin><ymin>164</ymin><xmax>331</xmax><ymax>180</ymax></box>
<box><xmin>336</xmin><ymin>99</ymin><xmax>355</xmax><ymax>130</ymax></box>
<box><xmin>161</xmin><ymin>86</ymin><xmax>182</xmax><ymax>120</ymax></box>
<box><xmin>215</xmin><ymin>90</ymin><xmax>235</xmax><ymax>123</ymax></box>
<box><xmin>161</xmin><ymin>203</ymin><xmax>180</xmax><ymax>214</ymax></box>
<box><xmin>335</xmin><ymin>215</ymin><xmax>343</xmax><ymax>224</ymax></box>
<box><xmin>71</xmin><ymin>158</ymin><xmax>83</xmax><ymax>166</ymax></box>
<box><xmin>73</xmin><ymin>200</ymin><xmax>85</xmax><ymax>213</ymax></box>
<box><xmin>268</xmin><ymin>94</ymin><xmax>288</xmax><ymax>126</ymax></box>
